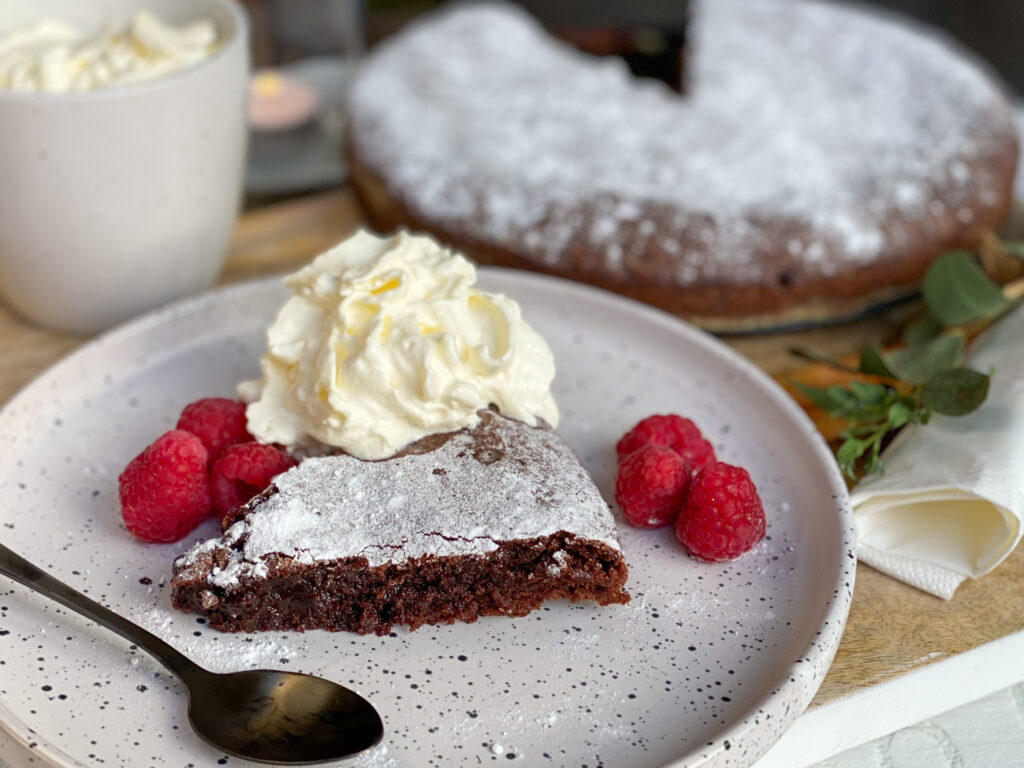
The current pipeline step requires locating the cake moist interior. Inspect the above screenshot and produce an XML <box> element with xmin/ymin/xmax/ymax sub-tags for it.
<box><xmin>173</xmin><ymin>532</ymin><xmax>629</xmax><ymax>636</ymax></box>
<box><xmin>172</xmin><ymin>411</ymin><xmax>630</xmax><ymax>635</ymax></box>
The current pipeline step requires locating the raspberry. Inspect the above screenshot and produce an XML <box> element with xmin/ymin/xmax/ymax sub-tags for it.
<box><xmin>119</xmin><ymin>430</ymin><xmax>211</xmax><ymax>543</ymax></box>
<box><xmin>675</xmin><ymin>462</ymin><xmax>765</xmax><ymax>562</ymax></box>
<box><xmin>210</xmin><ymin>443</ymin><xmax>297</xmax><ymax>516</ymax></box>
<box><xmin>615</xmin><ymin>445</ymin><xmax>691</xmax><ymax>528</ymax></box>
<box><xmin>176</xmin><ymin>398</ymin><xmax>252</xmax><ymax>461</ymax></box>
<box><xmin>616</xmin><ymin>414</ymin><xmax>716</xmax><ymax>472</ymax></box>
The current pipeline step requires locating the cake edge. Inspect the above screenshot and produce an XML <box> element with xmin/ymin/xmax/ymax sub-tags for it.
<box><xmin>171</xmin><ymin>530</ymin><xmax>630</xmax><ymax>636</ymax></box>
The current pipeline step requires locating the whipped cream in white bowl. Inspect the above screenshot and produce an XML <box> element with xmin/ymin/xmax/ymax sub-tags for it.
<box><xmin>0</xmin><ymin>11</ymin><xmax>220</xmax><ymax>93</ymax></box>
<box><xmin>0</xmin><ymin>0</ymin><xmax>248</xmax><ymax>333</ymax></box>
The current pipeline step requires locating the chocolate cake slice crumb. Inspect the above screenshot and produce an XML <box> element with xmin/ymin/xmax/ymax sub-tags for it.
<box><xmin>172</xmin><ymin>411</ymin><xmax>629</xmax><ymax>635</ymax></box>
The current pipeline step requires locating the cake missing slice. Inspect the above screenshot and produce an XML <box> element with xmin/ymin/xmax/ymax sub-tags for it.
<box><xmin>171</xmin><ymin>411</ymin><xmax>629</xmax><ymax>635</ymax></box>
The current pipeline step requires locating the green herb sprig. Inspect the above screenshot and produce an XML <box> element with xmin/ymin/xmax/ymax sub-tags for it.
<box><xmin>792</xmin><ymin>241</ymin><xmax>1023</xmax><ymax>480</ymax></box>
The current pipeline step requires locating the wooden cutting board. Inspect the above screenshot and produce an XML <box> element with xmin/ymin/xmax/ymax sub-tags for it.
<box><xmin>2</xmin><ymin>187</ymin><xmax>1021</xmax><ymax>708</ymax></box>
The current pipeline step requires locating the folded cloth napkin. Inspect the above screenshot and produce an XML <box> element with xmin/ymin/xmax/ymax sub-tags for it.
<box><xmin>851</xmin><ymin>305</ymin><xmax>1024</xmax><ymax>599</ymax></box>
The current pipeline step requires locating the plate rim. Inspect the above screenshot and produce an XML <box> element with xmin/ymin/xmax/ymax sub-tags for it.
<box><xmin>0</xmin><ymin>268</ymin><xmax>855</xmax><ymax>768</ymax></box>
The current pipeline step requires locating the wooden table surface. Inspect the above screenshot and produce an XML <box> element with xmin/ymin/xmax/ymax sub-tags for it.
<box><xmin>2</xmin><ymin>187</ymin><xmax>1022</xmax><ymax>709</ymax></box>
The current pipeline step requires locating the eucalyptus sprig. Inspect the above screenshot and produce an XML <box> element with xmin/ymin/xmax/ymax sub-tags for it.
<box><xmin>793</xmin><ymin>239</ymin><xmax>1023</xmax><ymax>480</ymax></box>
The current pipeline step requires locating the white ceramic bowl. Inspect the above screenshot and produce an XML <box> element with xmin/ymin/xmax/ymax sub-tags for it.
<box><xmin>0</xmin><ymin>0</ymin><xmax>249</xmax><ymax>333</ymax></box>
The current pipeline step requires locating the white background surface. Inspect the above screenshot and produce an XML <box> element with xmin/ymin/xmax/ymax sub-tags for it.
<box><xmin>817</xmin><ymin>683</ymin><xmax>1024</xmax><ymax>768</ymax></box>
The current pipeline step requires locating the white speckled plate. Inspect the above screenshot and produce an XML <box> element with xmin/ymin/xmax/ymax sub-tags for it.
<box><xmin>0</xmin><ymin>269</ymin><xmax>854</xmax><ymax>768</ymax></box>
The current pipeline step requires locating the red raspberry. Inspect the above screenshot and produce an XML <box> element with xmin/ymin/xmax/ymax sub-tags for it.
<box><xmin>176</xmin><ymin>398</ymin><xmax>252</xmax><ymax>461</ymax></box>
<box><xmin>676</xmin><ymin>462</ymin><xmax>765</xmax><ymax>562</ymax></box>
<box><xmin>210</xmin><ymin>443</ymin><xmax>297</xmax><ymax>516</ymax></box>
<box><xmin>616</xmin><ymin>414</ymin><xmax>716</xmax><ymax>472</ymax></box>
<box><xmin>119</xmin><ymin>430</ymin><xmax>211</xmax><ymax>543</ymax></box>
<box><xmin>615</xmin><ymin>445</ymin><xmax>691</xmax><ymax>528</ymax></box>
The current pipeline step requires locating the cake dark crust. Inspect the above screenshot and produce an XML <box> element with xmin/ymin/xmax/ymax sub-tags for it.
<box><xmin>172</xmin><ymin>531</ymin><xmax>629</xmax><ymax>636</ymax></box>
<box><xmin>348</xmin><ymin>150</ymin><xmax>1016</xmax><ymax>332</ymax></box>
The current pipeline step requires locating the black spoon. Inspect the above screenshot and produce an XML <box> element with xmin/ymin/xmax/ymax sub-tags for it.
<box><xmin>0</xmin><ymin>542</ymin><xmax>383</xmax><ymax>764</ymax></box>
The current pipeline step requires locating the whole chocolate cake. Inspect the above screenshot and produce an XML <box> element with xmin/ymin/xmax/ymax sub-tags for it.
<box><xmin>346</xmin><ymin>0</ymin><xmax>1019</xmax><ymax>330</ymax></box>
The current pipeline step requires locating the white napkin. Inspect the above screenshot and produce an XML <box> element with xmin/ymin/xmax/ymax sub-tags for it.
<box><xmin>851</xmin><ymin>305</ymin><xmax>1024</xmax><ymax>599</ymax></box>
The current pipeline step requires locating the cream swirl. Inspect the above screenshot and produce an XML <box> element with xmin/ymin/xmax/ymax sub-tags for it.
<box><xmin>244</xmin><ymin>230</ymin><xmax>559</xmax><ymax>459</ymax></box>
<box><xmin>0</xmin><ymin>11</ymin><xmax>218</xmax><ymax>93</ymax></box>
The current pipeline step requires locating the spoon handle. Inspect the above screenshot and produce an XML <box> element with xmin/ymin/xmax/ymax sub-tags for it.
<box><xmin>0</xmin><ymin>541</ymin><xmax>201</xmax><ymax>683</ymax></box>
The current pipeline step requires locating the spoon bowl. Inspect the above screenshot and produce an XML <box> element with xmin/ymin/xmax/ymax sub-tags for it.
<box><xmin>187</xmin><ymin>668</ymin><xmax>383</xmax><ymax>764</ymax></box>
<box><xmin>0</xmin><ymin>542</ymin><xmax>384</xmax><ymax>764</ymax></box>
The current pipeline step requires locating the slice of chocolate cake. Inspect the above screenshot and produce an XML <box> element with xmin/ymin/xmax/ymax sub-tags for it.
<box><xmin>171</xmin><ymin>411</ymin><xmax>629</xmax><ymax>635</ymax></box>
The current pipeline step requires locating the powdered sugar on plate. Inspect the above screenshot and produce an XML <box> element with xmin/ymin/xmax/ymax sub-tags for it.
<box><xmin>128</xmin><ymin>604</ymin><xmax>296</xmax><ymax>672</ymax></box>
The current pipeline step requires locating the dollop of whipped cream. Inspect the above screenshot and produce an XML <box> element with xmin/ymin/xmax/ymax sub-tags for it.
<box><xmin>243</xmin><ymin>230</ymin><xmax>560</xmax><ymax>460</ymax></box>
<box><xmin>0</xmin><ymin>11</ymin><xmax>218</xmax><ymax>93</ymax></box>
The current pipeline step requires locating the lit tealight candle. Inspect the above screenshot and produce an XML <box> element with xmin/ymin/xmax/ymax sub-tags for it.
<box><xmin>247</xmin><ymin>69</ymin><xmax>320</xmax><ymax>131</ymax></box>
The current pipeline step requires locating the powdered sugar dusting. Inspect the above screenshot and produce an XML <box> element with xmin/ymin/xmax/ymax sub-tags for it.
<box><xmin>347</xmin><ymin>0</ymin><xmax>1017</xmax><ymax>286</ymax></box>
<box><xmin>130</xmin><ymin>605</ymin><xmax>296</xmax><ymax>673</ymax></box>
<box><xmin>176</xmin><ymin>413</ymin><xmax>619</xmax><ymax>584</ymax></box>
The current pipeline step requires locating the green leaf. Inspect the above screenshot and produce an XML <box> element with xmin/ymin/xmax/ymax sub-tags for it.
<box><xmin>883</xmin><ymin>334</ymin><xmax>965</xmax><ymax>385</ymax></box>
<box><xmin>920</xmin><ymin>368</ymin><xmax>990</xmax><ymax>416</ymax></box>
<box><xmin>792</xmin><ymin>382</ymin><xmax>855</xmax><ymax>413</ymax></box>
<box><xmin>887</xmin><ymin>401</ymin><xmax>913</xmax><ymax>428</ymax></box>
<box><xmin>835</xmin><ymin>438</ymin><xmax>867</xmax><ymax>467</ymax></box>
<box><xmin>788</xmin><ymin>347</ymin><xmax>859</xmax><ymax>373</ymax></box>
<box><xmin>859</xmin><ymin>344</ymin><xmax>896</xmax><ymax>378</ymax></box>
<box><xmin>894</xmin><ymin>393</ymin><xmax>919</xmax><ymax>409</ymax></box>
<box><xmin>922</xmin><ymin>251</ymin><xmax>1011</xmax><ymax>325</ymax></box>
<box><xmin>902</xmin><ymin>314</ymin><xmax>943</xmax><ymax>345</ymax></box>
<box><xmin>849</xmin><ymin>380</ymin><xmax>887</xmax><ymax>405</ymax></box>
<box><xmin>863</xmin><ymin>445</ymin><xmax>883</xmax><ymax>475</ymax></box>
<box><xmin>1001</xmin><ymin>240</ymin><xmax>1024</xmax><ymax>260</ymax></box>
